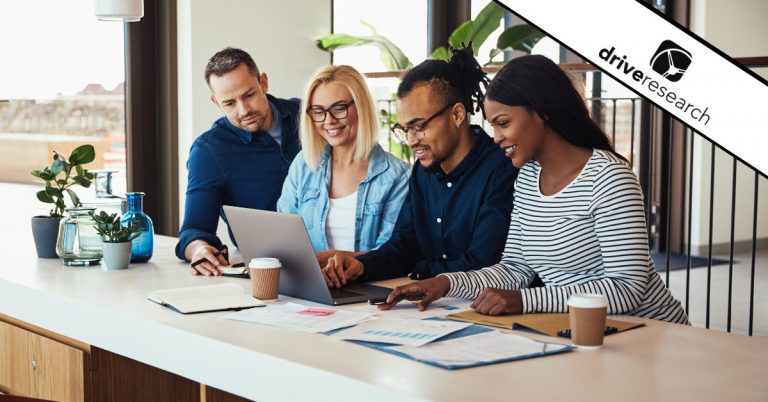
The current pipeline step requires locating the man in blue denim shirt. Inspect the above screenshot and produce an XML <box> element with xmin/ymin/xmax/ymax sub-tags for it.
<box><xmin>175</xmin><ymin>48</ymin><xmax>300</xmax><ymax>275</ymax></box>
<box><xmin>323</xmin><ymin>47</ymin><xmax>519</xmax><ymax>287</ymax></box>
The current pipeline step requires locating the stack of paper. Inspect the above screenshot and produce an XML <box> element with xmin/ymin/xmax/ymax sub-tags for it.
<box><xmin>353</xmin><ymin>298</ymin><xmax>473</xmax><ymax>320</ymax></box>
<box><xmin>221</xmin><ymin>302</ymin><xmax>375</xmax><ymax>333</ymax></box>
<box><xmin>387</xmin><ymin>330</ymin><xmax>572</xmax><ymax>369</ymax></box>
<box><xmin>331</xmin><ymin>317</ymin><xmax>472</xmax><ymax>347</ymax></box>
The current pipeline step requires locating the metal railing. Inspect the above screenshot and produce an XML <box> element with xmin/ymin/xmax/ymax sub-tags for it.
<box><xmin>588</xmin><ymin>95</ymin><xmax>765</xmax><ymax>336</ymax></box>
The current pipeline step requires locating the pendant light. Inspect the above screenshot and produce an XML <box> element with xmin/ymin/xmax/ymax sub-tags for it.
<box><xmin>95</xmin><ymin>0</ymin><xmax>144</xmax><ymax>22</ymax></box>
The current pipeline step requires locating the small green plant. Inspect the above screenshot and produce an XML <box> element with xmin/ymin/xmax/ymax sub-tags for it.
<box><xmin>31</xmin><ymin>144</ymin><xmax>96</xmax><ymax>218</ymax></box>
<box><xmin>92</xmin><ymin>211</ymin><xmax>143</xmax><ymax>243</ymax></box>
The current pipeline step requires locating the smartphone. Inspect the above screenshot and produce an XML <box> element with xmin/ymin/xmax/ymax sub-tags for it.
<box><xmin>557</xmin><ymin>326</ymin><xmax>618</xmax><ymax>338</ymax></box>
<box><xmin>368</xmin><ymin>292</ymin><xmax>427</xmax><ymax>305</ymax></box>
<box><xmin>220</xmin><ymin>263</ymin><xmax>248</xmax><ymax>278</ymax></box>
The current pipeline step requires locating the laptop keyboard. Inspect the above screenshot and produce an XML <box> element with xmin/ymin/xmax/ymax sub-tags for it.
<box><xmin>329</xmin><ymin>287</ymin><xmax>364</xmax><ymax>299</ymax></box>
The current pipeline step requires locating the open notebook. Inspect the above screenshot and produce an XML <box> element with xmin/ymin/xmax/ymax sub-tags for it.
<box><xmin>147</xmin><ymin>283</ymin><xmax>265</xmax><ymax>314</ymax></box>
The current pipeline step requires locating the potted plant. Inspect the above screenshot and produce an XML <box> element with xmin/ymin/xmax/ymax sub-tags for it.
<box><xmin>92</xmin><ymin>211</ymin><xmax>143</xmax><ymax>270</ymax></box>
<box><xmin>30</xmin><ymin>145</ymin><xmax>96</xmax><ymax>258</ymax></box>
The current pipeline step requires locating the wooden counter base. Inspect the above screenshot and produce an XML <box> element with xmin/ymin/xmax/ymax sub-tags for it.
<box><xmin>1</xmin><ymin>315</ymin><xmax>248</xmax><ymax>402</ymax></box>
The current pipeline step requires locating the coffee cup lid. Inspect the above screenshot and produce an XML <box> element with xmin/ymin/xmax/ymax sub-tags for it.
<box><xmin>248</xmin><ymin>258</ymin><xmax>281</xmax><ymax>269</ymax></box>
<box><xmin>567</xmin><ymin>293</ymin><xmax>608</xmax><ymax>308</ymax></box>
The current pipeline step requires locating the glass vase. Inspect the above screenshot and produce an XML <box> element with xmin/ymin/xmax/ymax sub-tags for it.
<box><xmin>121</xmin><ymin>192</ymin><xmax>154</xmax><ymax>263</ymax></box>
<box><xmin>56</xmin><ymin>207</ymin><xmax>102</xmax><ymax>266</ymax></box>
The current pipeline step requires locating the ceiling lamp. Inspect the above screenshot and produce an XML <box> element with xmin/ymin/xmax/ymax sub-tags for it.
<box><xmin>95</xmin><ymin>0</ymin><xmax>144</xmax><ymax>22</ymax></box>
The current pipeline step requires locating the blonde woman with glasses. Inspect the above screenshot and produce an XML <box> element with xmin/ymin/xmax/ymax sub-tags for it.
<box><xmin>277</xmin><ymin>65</ymin><xmax>410</xmax><ymax>272</ymax></box>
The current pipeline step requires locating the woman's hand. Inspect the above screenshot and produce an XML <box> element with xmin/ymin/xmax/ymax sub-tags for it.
<box><xmin>470</xmin><ymin>288</ymin><xmax>523</xmax><ymax>315</ymax></box>
<box><xmin>322</xmin><ymin>254</ymin><xmax>364</xmax><ymax>288</ymax></box>
<box><xmin>378</xmin><ymin>276</ymin><xmax>451</xmax><ymax>311</ymax></box>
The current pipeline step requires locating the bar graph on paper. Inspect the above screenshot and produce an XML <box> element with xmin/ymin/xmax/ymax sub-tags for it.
<box><xmin>332</xmin><ymin>317</ymin><xmax>472</xmax><ymax>347</ymax></box>
<box><xmin>363</xmin><ymin>329</ymin><xmax>440</xmax><ymax>341</ymax></box>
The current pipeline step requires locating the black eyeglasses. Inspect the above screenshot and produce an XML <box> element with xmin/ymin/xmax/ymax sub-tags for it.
<box><xmin>306</xmin><ymin>101</ymin><xmax>355</xmax><ymax>123</ymax></box>
<box><xmin>391</xmin><ymin>103</ymin><xmax>453</xmax><ymax>142</ymax></box>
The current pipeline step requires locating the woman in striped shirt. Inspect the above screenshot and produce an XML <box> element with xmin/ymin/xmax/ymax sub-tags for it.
<box><xmin>381</xmin><ymin>55</ymin><xmax>687</xmax><ymax>324</ymax></box>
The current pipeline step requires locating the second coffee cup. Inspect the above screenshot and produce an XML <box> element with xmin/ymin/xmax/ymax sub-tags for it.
<box><xmin>567</xmin><ymin>293</ymin><xmax>608</xmax><ymax>349</ymax></box>
<box><xmin>249</xmin><ymin>258</ymin><xmax>281</xmax><ymax>301</ymax></box>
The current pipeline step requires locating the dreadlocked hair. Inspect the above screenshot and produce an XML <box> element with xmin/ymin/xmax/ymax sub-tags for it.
<box><xmin>397</xmin><ymin>43</ymin><xmax>490</xmax><ymax>116</ymax></box>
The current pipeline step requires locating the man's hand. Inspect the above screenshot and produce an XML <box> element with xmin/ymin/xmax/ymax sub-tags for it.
<box><xmin>470</xmin><ymin>288</ymin><xmax>523</xmax><ymax>315</ymax></box>
<box><xmin>322</xmin><ymin>254</ymin><xmax>364</xmax><ymax>288</ymax></box>
<box><xmin>186</xmin><ymin>240</ymin><xmax>228</xmax><ymax>276</ymax></box>
<box><xmin>378</xmin><ymin>276</ymin><xmax>451</xmax><ymax>311</ymax></box>
<box><xmin>316</xmin><ymin>250</ymin><xmax>335</xmax><ymax>268</ymax></box>
<box><xmin>316</xmin><ymin>250</ymin><xmax>367</xmax><ymax>268</ymax></box>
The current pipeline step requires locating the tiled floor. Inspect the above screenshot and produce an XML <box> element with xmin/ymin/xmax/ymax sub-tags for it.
<box><xmin>7</xmin><ymin>181</ymin><xmax>767</xmax><ymax>337</ymax></box>
<box><xmin>664</xmin><ymin>248</ymin><xmax>768</xmax><ymax>337</ymax></box>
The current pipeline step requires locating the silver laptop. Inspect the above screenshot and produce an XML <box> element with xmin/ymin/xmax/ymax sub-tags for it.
<box><xmin>223</xmin><ymin>205</ymin><xmax>392</xmax><ymax>305</ymax></box>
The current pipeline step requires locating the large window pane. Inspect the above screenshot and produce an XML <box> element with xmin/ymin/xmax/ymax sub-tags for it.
<box><xmin>0</xmin><ymin>0</ymin><xmax>126</xmax><ymax>220</ymax></box>
<box><xmin>331</xmin><ymin>0</ymin><xmax>428</xmax><ymax>73</ymax></box>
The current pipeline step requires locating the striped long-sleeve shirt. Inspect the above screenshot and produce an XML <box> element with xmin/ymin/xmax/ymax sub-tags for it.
<box><xmin>443</xmin><ymin>149</ymin><xmax>688</xmax><ymax>324</ymax></box>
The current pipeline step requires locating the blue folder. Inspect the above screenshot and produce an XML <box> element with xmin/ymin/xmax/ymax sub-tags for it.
<box><xmin>326</xmin><ymin>320</ymin><xmax>574</xmax><ymax>370</ymax></box>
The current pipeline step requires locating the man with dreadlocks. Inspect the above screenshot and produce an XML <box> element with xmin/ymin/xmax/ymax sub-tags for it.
<box><xmin>321</xmin><ymin>45</ymin><xmax>519</xmax><ymax>288</ymax></box>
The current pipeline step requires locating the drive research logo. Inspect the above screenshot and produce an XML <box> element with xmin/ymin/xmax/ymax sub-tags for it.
<box><xmin>599</xmin><ymin>44</ymin><xmax>710</xmax><ymax>126</ymax></box>
<box><xmin>650</xmin><ymin>40</ymin><xmax>692</xmax><ymax>82</ymax></box>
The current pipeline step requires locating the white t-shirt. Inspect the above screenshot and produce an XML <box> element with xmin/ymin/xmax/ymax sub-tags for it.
<box><xmin>325</xmin><ymin>192</ymin><xmax>357</xmax><ymax>251</ymax></box>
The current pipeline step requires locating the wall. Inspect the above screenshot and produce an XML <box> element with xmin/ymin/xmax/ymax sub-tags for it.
<box><xmin>689</xmin><ymin>136</ymin><xmax>767</xmax><ymax>253</ymax></box>
<box><xmin>691</xmin><ymin>0</ymin><xmax>768</xmax><ymax>80</ymax></box>
<box><xmin>689</xmin><ymin>0</ymin><xmax>768</xmax><ymax>252</ymax></box>
<box><xmin>176</xmin><ymin>0</ymin><xmax>332</xmax><ymax>246</ymax></box>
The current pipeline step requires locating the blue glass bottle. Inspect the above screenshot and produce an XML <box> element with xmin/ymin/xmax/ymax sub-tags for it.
<box><xmin>121</xmin><ymin>192</ymin><xmax>154</xmax><ymax>263</ymax></box>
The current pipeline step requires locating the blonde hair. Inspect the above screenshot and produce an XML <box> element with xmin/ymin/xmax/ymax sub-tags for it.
<box><xmin>299</xmin><ymin>65</ymin><xmax>379</xmax><ymax>171</ymax></box>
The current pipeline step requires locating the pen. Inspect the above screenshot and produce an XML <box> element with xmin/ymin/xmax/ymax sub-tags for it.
<box><xmin>190</xmin><ymin>251</ymin><xmax>220</xmax><ymax>268</ymax></box>
<box><xmin>190</xmin><ymin>245</ymin><xmax>229</xmax><ymax>268</ymax></box>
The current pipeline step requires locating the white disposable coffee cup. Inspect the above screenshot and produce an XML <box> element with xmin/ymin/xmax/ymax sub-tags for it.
<box><xmin>248</xmin><ymin>258</ymin><xmax>281</xmax><ymax>301</ymax></box>
<box><xmin>567</xmin><ymin>293</ymin><xmax>609</xmax><ymax>349</ymax></box>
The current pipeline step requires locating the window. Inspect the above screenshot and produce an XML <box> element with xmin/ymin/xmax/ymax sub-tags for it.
<box><xmin>331</xmin><ymin>0</ymin><xmax>428</xmax><ymax>73</ymax></box>
<box><xmin>0</xmin><ymin>0</ymin><xmax>126</xmax><ymax>219</ymax></box>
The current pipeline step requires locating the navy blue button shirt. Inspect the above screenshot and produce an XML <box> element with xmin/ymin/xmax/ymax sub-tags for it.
<box><xmin>357</xmin><ymin>125</ymin><xmax>519</xmax><ymax>281</ymax></box>
<box><xmin>175</xmin><ymin>95</ymin><xmax>301</xmax><ymax>261</ymax></box>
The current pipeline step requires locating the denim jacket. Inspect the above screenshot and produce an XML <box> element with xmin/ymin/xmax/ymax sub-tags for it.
<box><xmin>277</xmin><ymin>144</ymin><xmax>411</xmax><ymax>252</ymax></box>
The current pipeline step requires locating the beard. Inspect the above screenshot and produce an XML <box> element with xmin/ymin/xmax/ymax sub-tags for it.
<box><xmin>237</xmin><ymin>112</ymin><xmax>266</xmax><ymax>132</ymax></box>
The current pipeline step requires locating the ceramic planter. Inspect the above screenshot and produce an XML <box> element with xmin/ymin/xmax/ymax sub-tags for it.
<box><xmin>101</xmin><ymin>241</ymin><xmax>132</xmax><ymax>270</ymax></box>
<box><xmin>31</xmin><ymin>216</ymin><xmax>61</xmax><ymax>258</ymax></box>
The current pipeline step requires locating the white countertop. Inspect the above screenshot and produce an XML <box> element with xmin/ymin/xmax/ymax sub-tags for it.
<box><xmin>1</xmin><ymin>235</ymin><xmax>767</xmax><ymax>402</ymax></box>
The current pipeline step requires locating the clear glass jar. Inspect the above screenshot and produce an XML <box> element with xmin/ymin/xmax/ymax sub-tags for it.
<box><xmin>56</xmin><ymin>207</ymin><xmax>102</xmax><ymax>266</ymax></box>
<box><xmin>83</xmin><ymin>169</ymin><xmax>127</xmax><ymax>216</ymax></box>
<box><xmin>91</xmin><ymin>169</ymin><xmax>117</xmax><ymax>198</ymax></box>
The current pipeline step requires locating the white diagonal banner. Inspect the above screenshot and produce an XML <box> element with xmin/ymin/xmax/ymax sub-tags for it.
<box><xmin>496</xmin><ymin>0</ymin><xmax>768</xmax><ymax>176</ymax></box>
